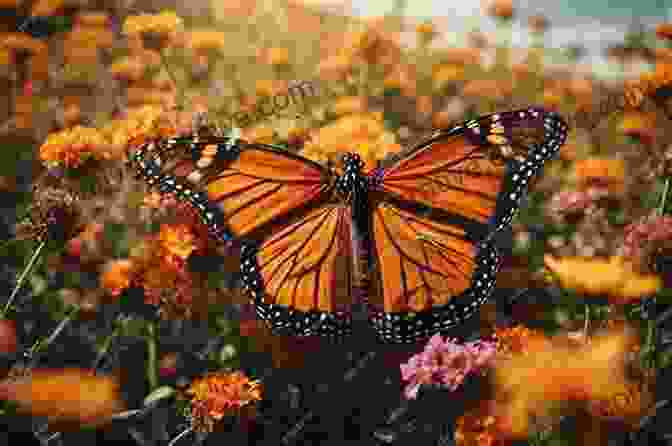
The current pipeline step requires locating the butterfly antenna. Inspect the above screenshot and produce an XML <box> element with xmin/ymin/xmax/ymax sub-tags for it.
<box><xmin>1</xmin><ymin>238</ymin><xmax>46</xmax><ymax>318</ymax></box>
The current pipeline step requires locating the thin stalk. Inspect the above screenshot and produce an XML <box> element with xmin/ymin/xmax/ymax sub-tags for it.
<box><xmin>658</xmin><ymin>178</ymin><xmax>670</xmax><ymax>217</ymax></box>
<box><xmin>26</xmin><ymin>305</ymin><xmax>80</xmax><ymax>368</ymax></box>
<box><xmin>146</xmin><ymin>321</ymin><xmax>159</xmax><ymax>391</ymax></box>
<box><xmin>2</xmin><ymin>239</ymin><xmax>46</xmax><ymax>318</ymax></box>
<box><xmin>168</xmin><ymin>427</ymin><xmax>194</xmax><ymax>446</ymax></box>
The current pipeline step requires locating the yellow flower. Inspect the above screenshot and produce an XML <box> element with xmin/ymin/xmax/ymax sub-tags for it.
<box><xmin>158</xmin><ymin>224</ymin><xmax>197</xmax><ymax>260</ymax></box>
<box><xmin>544</xmin><ymin>255</ymin><xmax>661</xmax><ymax>301</ymax></box>
<box><xmin>542</xmin><ymin>89</ymin><xmax>563</xmax><ymax>109</ymax></box>
<box><xmin>185</xmin><ymin>30</ymin><xmax>226</xmax><ymax>53</ymax></box>
<box><xmin>266</xmin><ymin>47</ymin><xmax>290</xmax><ymax>66</ymax></box>
<box><xmin>122</xmin><ymin>10</ymin><xmax>183</xmax><ymax>50</ymax></box>
<box><xmin>187</xmin><ymin>370</ymin><xmax>262</xmax><ymax>432</ymax></box>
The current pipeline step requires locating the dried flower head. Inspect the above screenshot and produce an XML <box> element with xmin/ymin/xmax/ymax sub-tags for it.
<box><xmin>400</xmin><ymin>334</ymin><xmax>497</xmax><ymax>399</ymax></box>
<box><xmin>16</xmin><ymin>186</ymin><xmax>80</xmax><ymax>243</ymax></box>
<box><xmin>186</xmin><ymin>370</ymin><xmax>262</xmax><ymax>432</ymax></box>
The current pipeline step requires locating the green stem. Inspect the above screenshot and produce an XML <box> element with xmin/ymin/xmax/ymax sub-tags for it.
<box><xmin>658</xmin><ymin>178</ymin><xmax>670</xmax><ymax>217</ymax></box>
<box><xmin>1</xmin><ymin>239</ymin><xmax>46</xmax><ymax>318</ymax></box>
<box><xmin>146</xmin><ymin>321</ymin><xmax>159</xmax><ymax>391</ymax></box>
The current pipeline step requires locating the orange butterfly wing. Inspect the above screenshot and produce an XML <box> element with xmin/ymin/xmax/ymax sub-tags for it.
<box><xmin>133</xmin><ymin>139</ymin><xmax>331</xmax><ymax>238</ymax></box>
<box><xmin>368</xmin><ymin>202</ymin><xmax>500</xmax><ymax>342</ymax></box>
<box><xmin>240</xmin><ymin>205</ymin><xmax>354</xmax><ymax>337</ymax></box>
<box><xmin>375</xmin><ymin>108</ymin><xmax>568</xmax><ymax>236</ymax></box>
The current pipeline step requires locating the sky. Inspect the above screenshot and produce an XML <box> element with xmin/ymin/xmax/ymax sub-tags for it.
<box><xmin>343</xmin><ymin>0</ymin><xmax>670</xmax><ymax>78</ymax></box>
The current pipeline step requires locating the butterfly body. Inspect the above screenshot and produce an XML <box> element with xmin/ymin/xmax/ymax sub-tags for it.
<box><xmin>131</xmin><ymin>107</ymin><xmax>568</xmax><ymax>343</ymax></box>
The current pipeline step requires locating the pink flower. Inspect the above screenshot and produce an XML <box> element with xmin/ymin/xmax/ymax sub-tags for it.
<box><xmin>623</xmin><ymin>215</ymin><xmax>672</xmax><ymax>259</ymax></box>
<box><xmin>400</xmin><ymin>335</ymin><xmax>497</xmax><ymax>399</ymax></box>
<box><xmin>548</xmin><ymin>188</ymin><xmax>610</xmax><ymax>215</ymax></box>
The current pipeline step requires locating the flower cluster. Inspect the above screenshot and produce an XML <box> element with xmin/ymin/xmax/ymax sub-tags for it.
<box><xmin>400</xmin><ymin>334</ymin><xmax>497</xmax><ymax>399</ymax></box>
<box><xmin>186</xmin><ymin>370</ymin><xmax>262</xmax><ymax>433</ymax></box>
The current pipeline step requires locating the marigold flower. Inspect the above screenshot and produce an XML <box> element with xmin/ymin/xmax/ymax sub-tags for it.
<box><xmin>266</xmin><ymin>47</ymin><xmax>290</xmax><ymax>66</ymax></box>
<box><xmin>573</xmin><ymin>158</ymin><xmax>626</xmax><ymax>194</ymax></box>
<box><xmin>416</xmin><ymin>21</ymin><xmax>437</xmax><ymax>45</ymax></box>
<box><xmin>316</xmin><ymin>53</ymin><xmax>354</xmax><ymax>81</ymax></box>
<box><xmin>433</xmin><ymin>64</ymin><xmax>465</xmax><ymax>90</ymax></box>
<box><xmin>493</xmin><ymin>324</ymin><xmax>551</xmax><ymax>357</ymax></box>
<box><xmin>585</xmin><ymin>380</ymin><xmax>648</xmax><ymax>425</ymax></box>
<box><xmin>122</xmin><ymin>10</ymin><xmax>183</xmax><ymax>50</ymax></box>
<box><xmin>454</xmin><ymin>400</ymin><xmax>512</xmax><ymax>446</ymax></box>
<box><xmin>187</xmin><ymin>370</ymin><xmax>262</xmax><ymax>432</ymax></box>
<box><xmin>39</xmin><ymin>126</ymin><xmax>107</xmax><ymax>168</ymax></box>
<box><xmin>109</xmin><ymin>56</ymin><xmax>146</xmax><ymax>82</ymax></box>
<box><xmin>0</xmin><ymin>32</ymin><xmax>47</xmax><ymax>54</ymax></box>
<box><xmin>656</xmin><ymin>23</ymin><xmax>672</xmax><ymax>41</ymax></box>
<box><xmin>100</xmin><ymin>259</ymin><xmax>134</xmax><ymax>298</ymax></box>
<box><xmin>618</xmin><ymin>111</ymin><xmax>656</xmax><ymax>145</ymax></box>
<box><xmin>400</xmin><ymin>334</ymin><xmax>497</xmax><ymax>399</ymax></box>
<box><xmin>491</xmin><ymin>328</ymin><xmax>636</xmax><ymax>438</ymax></box>
<box><xmin>544</xmin><ymin>255</ymin><xmax>661</xmax><ymax>302</ymax></box>
<box><xmin>158</xmin><ymin>223</ymin><xmax>198</xmax><ymax>260</ymax></box>
<box><xmin>484</xmin><ymin>0</ymin><xmax>514</xmax><ymax>20</ymax></box>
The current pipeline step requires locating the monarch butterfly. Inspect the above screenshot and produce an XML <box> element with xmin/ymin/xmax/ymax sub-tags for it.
<box><xmin>131</xmin><ymin>107</ymin><xmax>568</xmax><ymax>343</ymax></box>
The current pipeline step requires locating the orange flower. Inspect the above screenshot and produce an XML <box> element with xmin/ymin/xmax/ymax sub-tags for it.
<box><xmin>109</xmin><ymin>56</ymin><xmax>146</xmax><ymax>82</ymax></box>
<box><xmin>39</xmin><ymin>126</ymin><xmax>107</xmax><ymax>168</ymax></box>
<box><xmin>0</xmin><ymin>368</ymin><xmax>125</xmax><ymax>428</ymax></box>
<box><xmin>492</xmin><ymin>328</ymin><xmax>637</xmax><ymax>438</ymax></box>
<box><xmin>76</xmin><ymin>12</ymin><xmax>109</xmax><ymax>27</ymax></box>
<box><xmin>573</xmin><ymin>158</ymin><xmax>626</xmax><ymax>194</ymax></box>
<box><xmin>441</xmin><ymin>47</ymin><xmax>482</xmax><ymax>66</ymax></box>
<box><xmin>100</xmin><ymin>259</ymin><xmax>134</xmax><ymax>297</ymax></box>
<box><xmin>433</xmin><ymin>64</ymin><xmax>465</xmax><ymax>90</ymax></box>
<box><xmin>185</xmin><ymin>29</ymin><xmax>226</xmax><ymax>53</ymax></box>
<box><xmin>332</xmin><ymin>95</ymin><xmax>368</xmax><ymax>116</ymax></box>
<box><xmin>158</xmin><ymin>223</ymin><xmax>198</xmax><ymax>260</ymax></box>
<box><xmin>484</xmin><ymin>0</ymin><xmax>514</xmax><ymax>20</ymax></box>
<box><xmin>0</xmin><ymin>32</ymin><xmax>47</xmax><ymax>54</ymax></box>
<box><xmin>266</xmin><ymin>47</ymin><xmax>290</xmax><ymax>66</ymax></box>
<box><xmin>618</xmin><ymin>111</ymin><xmax>657</xmax><ymax>144</ymax></box>
<box><xmin>462</xmin><ymin>79</ymin><xmax>512</xmax><ymax>100</ymax></box>
<box><xmin>316</xmin><ymin>53</ymin><xmax>354</xmax><ymax>81</ymax></box>
<box><xmin>656</xmin><ymin>23</ymin><xmax>672</xmax><ymax>41</ymax></box>
<box><xmin>187</xmin><ymin>370</ymin><xmax>262</xmax><ymax>432</ymax></box>
<box><xmin>454</xmin><ymin>400</ymin><xmax>512</xmax><ymax>446</ymax></box>
<box><xmin>544</xmin><ymin>255</ymin><xmax>661</xmax><ymax>302</ymax></box>
<box><xmin>493</xmin><ymin>324</ymin><xmax>551</xmax><ymax>357</ymax></box>
<box><xmin>241</xmin><ymin>126</ymin><xmax>276</xmax><ymax>143</ymax></box>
